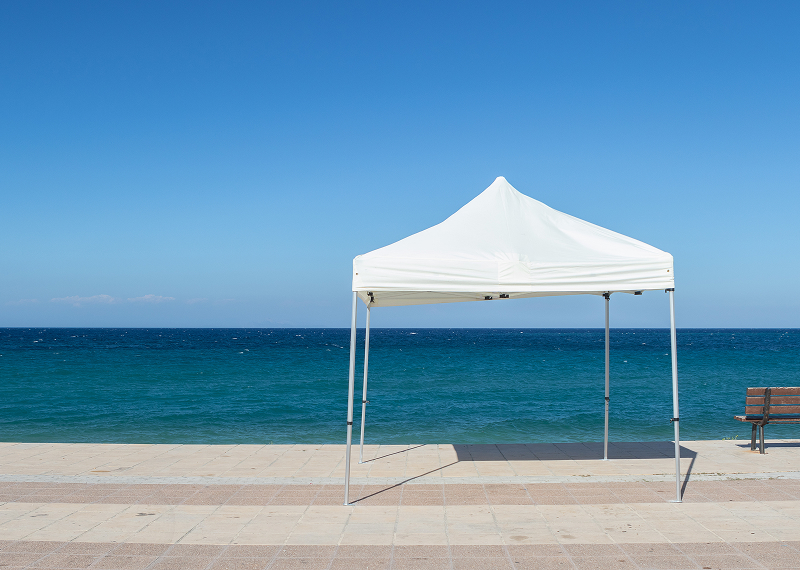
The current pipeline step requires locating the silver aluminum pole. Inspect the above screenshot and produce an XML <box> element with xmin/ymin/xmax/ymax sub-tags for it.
<box><xmin>359</xmin><ymin>306</ymin><xmax>371</xmax><ymax>463</ymax></box>
<box><xmin>604</xmin><ymin>293</ymin><xmax>610</xmax><ymax>461</ymax></box>
<box><xmin>344</xmin><ymin>292</ymin><xmax>358</xmax><ymax>506</ymax></box>
<box><xmin>668</xmin><ymin>288</ymin><xmax>681</xmax><ymax>502</ymax></box>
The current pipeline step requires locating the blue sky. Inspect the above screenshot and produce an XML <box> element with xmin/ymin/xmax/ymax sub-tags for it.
<box><xmin>1</xmin><ymin>1</ymin><xmax>798</xmax><ymax>328</ymax></box>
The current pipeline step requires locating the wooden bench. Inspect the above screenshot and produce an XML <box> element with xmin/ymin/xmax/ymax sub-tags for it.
<box><xmin>735</xmin><ymin>387</ymin><xmax>800</xmax><ymax>453</ymax></box>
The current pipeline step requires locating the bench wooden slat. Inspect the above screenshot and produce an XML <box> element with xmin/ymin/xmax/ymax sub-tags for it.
<box><xmin>745</xmin><ymin>405</ymin><xmax>800</xmax><ymax>414</ymax></box>
<box><xmin>770</xmin><ymin>388</ymin><xmax>800</xmax><ymax>396</ymax></box>
<box><xmin>746</xmin><ymin>387</ymin><xmax>800</xmax><ymax>396</ymax></box>
<box><xmin>765</xmin><ymin>396</ymin><xmax>800</xmax><ymax>405</ymax></box>
<box><xmin>742</xmin><ymin>396</ymin><xmax>800</xmax><ymax>404</ymax></box>
<box><xmin>767</xmin><ymin>406</ymin><xmax>800</xmax><ymax>414</ymax></box>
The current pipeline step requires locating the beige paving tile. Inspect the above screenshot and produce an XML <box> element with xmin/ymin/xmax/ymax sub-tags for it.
<box><xmin>230</xmin><ymin>533</ymin><xmax>291</xmax><ymax>544</ymax></box>
<box><xmin>501</xmin><ymin>530</ymin><xmax>560</xmax><ymax>544</ymax></box>
<box><xmin>347</xmin><ymin>509</ymin><xmax>397</xmax><ymax>525</ymax></box>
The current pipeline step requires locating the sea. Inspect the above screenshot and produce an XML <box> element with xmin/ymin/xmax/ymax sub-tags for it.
<box><xmin>1</xmin><ymin>328</ymin><xmax>798</xmax><ymax>445</ymax></box>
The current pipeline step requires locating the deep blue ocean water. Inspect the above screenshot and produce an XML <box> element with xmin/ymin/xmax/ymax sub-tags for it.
<box><xmin>1</xmin><ymin>328</ymin><xmax>798</xmax><ymax>444</ymax></box>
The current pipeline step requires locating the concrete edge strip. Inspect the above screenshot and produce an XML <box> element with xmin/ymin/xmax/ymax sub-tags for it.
<box><xmin>1</xmin><ymin>471</ymin><xmax>799</xmax><ymax>486</ymax></box>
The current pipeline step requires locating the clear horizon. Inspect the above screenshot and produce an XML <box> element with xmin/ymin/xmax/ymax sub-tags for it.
<box><xmin>2</xmin><ymin>326</ymin><xmax>797</xmax><ymax>330</ymax></box>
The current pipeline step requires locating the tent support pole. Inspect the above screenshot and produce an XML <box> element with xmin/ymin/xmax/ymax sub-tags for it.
<box><xmin>604</xmin><ymin>293</ymin><xmax>610</xmax><ymax>461</ymax></box>
<box><xmin>359</xmin><ymin>306</ymin><xmax>371</xmax><ymax>463</ymax></box>
<box><xmin>668</xmin><ymin>288</ymin><xmax>682</xmax><ymax>503</ymax></box>
<box><xmin>344</xmin><ymin>292</ymin><xmax>358</xmax><ymax>506</ymax></box>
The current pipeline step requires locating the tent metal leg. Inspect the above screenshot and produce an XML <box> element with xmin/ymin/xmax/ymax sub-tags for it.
<box><xmin>359</xmin><ymin>306</ymin><xmax>371</xmax><ymax>463</ymax></box>
<box><xmin>604</xmin><ymin>293</ymin><xmax>610</xmax><ymax>461</ymax></box>
<box><xmin>344</xmin><ymin>292</ymin><xmax>358</xmax><ymax>506</ymax></box>
<box><xmin>668</xmin><ymin>289</ymin><xmax>681</xmax><ymax>502</ymax></box>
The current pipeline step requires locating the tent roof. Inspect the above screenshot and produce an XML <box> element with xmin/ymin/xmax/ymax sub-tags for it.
<box><xmin>353</xmin><ymin>177</ymin><xmax>674</xmax><ymax>307</ymax></box>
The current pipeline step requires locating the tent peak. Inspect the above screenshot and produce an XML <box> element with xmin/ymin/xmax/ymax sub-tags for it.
<box><xmin>489</xmin><ymin>175</ymin><xmax>512</xmax><ymax>189</ymax></box>
<box><xmin>485</xmin><ymin>176</ymin><xmax>523</xmax><ymax>197</ymax></box>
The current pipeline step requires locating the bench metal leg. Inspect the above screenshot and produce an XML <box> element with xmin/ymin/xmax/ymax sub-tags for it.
<box><xmin>751</xmin><ymin>423</ymin><xmax>757</xmax><ymax>451</ymax></box>
<box><xmin>759</xmin><ymin>424</ymin><xmax>765</xmax><ymax>454</ymax></box>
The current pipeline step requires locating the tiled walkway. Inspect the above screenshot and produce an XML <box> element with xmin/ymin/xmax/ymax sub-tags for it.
<box><xmin>3</xmin><ymin>540</ymin><xmax>800</xmax><ymax>570</ymax></box>
<box><xmin>1</xmin><ymin>440</ymin><xmax>799</xmax><ymax>569</ymax></box>
<box><xmin>2</xmin><ymin>479</ymin><xmax>800</xmax><ymax>506</ymax></box>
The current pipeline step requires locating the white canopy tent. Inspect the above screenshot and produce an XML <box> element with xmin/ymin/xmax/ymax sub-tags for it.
<box><xmin>344</xmin><ymin>177</ymin><xmax>681</xmax><ymax>504</ymax></box>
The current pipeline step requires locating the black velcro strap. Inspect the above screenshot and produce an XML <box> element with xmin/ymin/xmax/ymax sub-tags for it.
<box><xmin>347</xmin><ymin>421</ymin><xmax>353</xmax><ymax>426</ymax></box>
<box><xmin>670</xmin><ymin>417</ymin><xmax>679</xmax><ymax>422</ymax></box>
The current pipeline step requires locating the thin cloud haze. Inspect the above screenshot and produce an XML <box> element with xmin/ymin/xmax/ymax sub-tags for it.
<box><xmin>51</xmin><ymin>295</ymin><xmax>118</xmax><ymax>307</ymax></box>
<box><xmin>50</xmin><ymin>294</ymin><xmax>175</xmax><ymax>307</ymax></box>
<box><xmin>127</xmin><ymin>295</ymin><xmax>176</xmax><ymax>304</ymax></box>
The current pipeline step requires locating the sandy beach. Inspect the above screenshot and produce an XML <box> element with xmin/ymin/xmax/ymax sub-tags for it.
<box><xmin>1</xmin><ymin>439</ymin><xmax>800</xmax><ymax>568</ymax></box>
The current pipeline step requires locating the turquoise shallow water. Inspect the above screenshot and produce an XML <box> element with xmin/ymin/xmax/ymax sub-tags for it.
<box><xmin>0</xmin><ymin>328</ymin><xmax>798</xmax><ymax>444</ymax></box>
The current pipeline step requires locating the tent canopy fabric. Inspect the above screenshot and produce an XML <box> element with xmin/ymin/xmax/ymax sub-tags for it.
<box><xmin>353</xmin><ymin>177</ymin><xmax>674</xmax><ymax>307</ymax></box>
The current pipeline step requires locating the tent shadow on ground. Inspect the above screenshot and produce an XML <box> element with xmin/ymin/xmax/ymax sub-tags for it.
<box><xmin>352</xmin><ymin>443</ymin><xmax>697</xmax><ymax>503</ymax></box>
<box><xmin>456</xmin><ymin>442</ymin><xmax>699</xmax><ymax>498</ymax></box>
<box><xmin>452</xmin><ymin>442</ymin><xmax>697</xmax><ymax>461</ymax></box>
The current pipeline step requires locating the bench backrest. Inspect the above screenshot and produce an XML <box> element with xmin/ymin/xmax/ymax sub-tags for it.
<box><xmin>746</xmin><ymin>387</ymin><xmax>800</xmax><ymax>422</ymax></box>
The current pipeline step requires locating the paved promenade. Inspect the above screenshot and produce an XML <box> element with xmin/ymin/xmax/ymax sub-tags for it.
<box><xmin>1</xmin><ymin>439</ymin><xmax>800</xmax><ymax>569</ymax></box>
